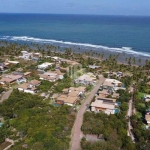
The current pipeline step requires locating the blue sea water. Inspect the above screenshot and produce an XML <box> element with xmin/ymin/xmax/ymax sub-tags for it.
<box><xmin>0</xmin><ymin>13</ymin><xmax>150</xmax><ymax>57</ymax></box>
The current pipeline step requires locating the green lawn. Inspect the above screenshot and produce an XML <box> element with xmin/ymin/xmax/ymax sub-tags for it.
<box><xmin>137</xmin><ymin>92</ymin><xmax>146</xmax><ymax>100</ymax></box>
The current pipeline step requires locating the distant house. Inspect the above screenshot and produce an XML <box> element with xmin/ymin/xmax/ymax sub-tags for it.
<box><xmin>75</xmin><ymin>73</ymin><xmax>96</xmax><ymax>85</ymax></box>
<box><xmin>32</xmin><ymin>53</ymin><xmax>42</xmax><ymax>61</ymax></box>
<box><xmin>24</xmin><ymin>72</ymin><xmax>31</xmax><ymax>78</ymax></box>
<box><xmin>89</xmin><ymin>65</ymin><xmax>101</xmax><ymax>70</ymax></box>
<box><xmin>145</xmin><ymin>113</ymin><xmax>150</xmax><ymax>126</ymax></box>
<box><xmin>18</xmin><ymin>80</ymin><xmax>41</xmax><ymax>94</ymax></box>
<box><xmin>102</xmin><ymin>79</ymin><xmax>125</xmax><ymax>91</ymax></box>
<box><xmin>147</xmin><ymin>81</ymin><xmax>150</xmax><ymax>88</ymax></box>
<box><xmin>38</xmin><ymin>62</ymin><xmax>54</xmax><ymax>70</ymax></box>
<box><xmin>0</xmin><ymin>63</ymin><xmax>8</xmax><ymax>72</ymax></box>
<box><xmin>144</xmin><ymin>95</ymin><xmax>150</xmax><ymax>102</ymax></box>
<box><xmin>0</xmin><ymin>74</ymin><xmax>26</xmax><ymax>85</ymax></box>
<box><xmin>19</xmin><ymin>51</ymin><xmax>33</xmax><ymax>60</ymax></box>
<box><xmin>8</xmin><ymin>60</ymin><xmax>19</xmax><ymax>65</ymax></box>
<box><xmin>39</xmin><ymin>70</ymin><xmax>64</xmax><ymax>82</ymax></box>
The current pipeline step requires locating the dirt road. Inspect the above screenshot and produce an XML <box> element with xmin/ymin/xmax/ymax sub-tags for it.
<box><xmin>71</xmin><ymin>76</ymin><xmax>105</xmax><ymax>150</ymax></box>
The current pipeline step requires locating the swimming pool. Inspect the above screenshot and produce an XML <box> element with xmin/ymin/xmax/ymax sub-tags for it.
<box><xmin>0</xmin><ymin>123</ymin><xmax>3</xmax><ymax>127</ymax></box>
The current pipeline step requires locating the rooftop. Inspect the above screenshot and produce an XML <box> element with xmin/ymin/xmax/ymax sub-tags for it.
<box><xmin>91</xmin><ymin>100</ymin><xmax>115</xmax><ymax>109</ymax></box>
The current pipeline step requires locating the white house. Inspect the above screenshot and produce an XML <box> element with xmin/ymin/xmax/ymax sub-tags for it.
<box><xmin>38</xmin><ymin>62</ymin><xmax>54</xmax><ymax>70</ymax></box>
<box><xmin>19</xmin><ymin>51</ymin><xmax>33</xmax><ymax>60</ymax></box>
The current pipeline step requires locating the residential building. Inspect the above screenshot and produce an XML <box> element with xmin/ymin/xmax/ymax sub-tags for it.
<box><xmin>91</xmin><ymin>99</ymin><xmax>116</xmax><ymax>115</ymax></box>
<box><xmin>19</xmin><ymin>51</ymin><xmax>33</xmax><ymax>60</ymax></box>
<box><xmin>75</xmin><ymin>73</ymin><xmax>96</xmax><ymax>85</ymax></box>
<box><xmin>56</xmin><ymin>95</ymin><xmax>78</xmax><ymax>106</ymax></box>
<box><xmin>102</xmin><ymin>78</ymin><xmax>125</xmax><ymax>91</ymax></box>
<box><xmin>56</xmin><ymin>86</ymin><xmax>86</xmax><ymax>106</ymax></box>
<box><xmin>18</xmin><ymin>80</ymin><xmax>41</xmax><ymax>94</ymax></box>
<box><xmin>39</xmin><ymin>70</ymin><xmax>64</xmax><ymax>82</ymax></box>
<box><xmin>144</xmin><ymin>95</ymin><xmax>150</xmax><ymax>102</ymax></box>
<box><xmin>145</xmin><ymin>113</ymin><xmax>150</xmax><ymax>126</ymax></box>
<box><xmin>38</xmin><ymin>62</ymin><xmax>54</xmax><ymax>70</ymax></box>
<box><xmin>0</xmin><ymin>74</ymin><xmax>26</xmax><ymax>85</ymax></box>
<box><xmin>89</xmin><ymin>65</ymin><xmax>101</xmax><ymax>70</ymax></box>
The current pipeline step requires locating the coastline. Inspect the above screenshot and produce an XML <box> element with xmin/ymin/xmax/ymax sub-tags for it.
<box><xmin>0</xmin><ymin>37</ymin><xmax>149</xmax><ymax>66</ymax></box>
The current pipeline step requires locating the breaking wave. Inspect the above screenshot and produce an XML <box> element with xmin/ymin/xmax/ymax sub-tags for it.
<box><xmin>1</xmin><ymin>36</ymin><xmax>150</xmax><ymax>57</ymax></box>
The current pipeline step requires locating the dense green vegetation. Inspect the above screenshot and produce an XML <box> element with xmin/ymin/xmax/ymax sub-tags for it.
<box><xmin>81</xmin><ymin>112</ymin><xmax>135</xmax><ymax>150</ymax></box>
<box><xmin>0</xmin><ymin>90</ymin><xmax>75</xmax><ymax>150</ymax></box>
<box><xmin>130</xmin><ymin>81</ymin><xmax>150</xmax><ymax>150</ymax></box>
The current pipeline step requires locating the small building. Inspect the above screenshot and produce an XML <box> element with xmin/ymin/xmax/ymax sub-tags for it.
<box><xmin>24</xmin><ymin>72</ymin><xmax>31</xmax><ymax>78</ymax></box>
<box><xmin>89</xmin><ymin>65</ymin><xmax>101</xmax><ymax>70</ymax></box>
<box><xmin>19</xmin><ymin>51</ymin><xmax>33</xmax><ymax>60</ymax></box>
<box><xmin>145</xmin><ymin>113</ymin><xmax>150</xmax><ymax>126</ymax></box>
<box><xmin>0</xmin><ymin>63</ymin><xmax>8</xmax><ymax>72</ymax></box>
<box><xmin>75</xmin><ymin>74</ymin><xmax>96</xmax><ymax>85</ymax></box>
<box><xmin>98</xmin><ymin>89</ymin><xmax>110</xmax><ymax>97</ymax></box>
<box><xmin>147</xmin><ymin>81</ymin><xmax>150</xmax><ymax>88</ymax></box>
<box><xmin>39</xmin><ymin>70</ymin><xmax>64</xmax><ymax>82</ymax></box>
<box><xmin>7</xmin><ymin>60</ymin><xmax>19</xmax><ymax>65</ymax></box>
<box><xmin>18</xmin><ymin>80</ymin><xmax>41</xmax><ymax>94</ymax></box>
<box><xmin>38</xmin><ymin>62</ymin><xmax>54</xmax><ymax>70</ymax></box>
<box><xmin>112</xmin><ymin>93</ymin><xmax>120</xmax><ymax>99</ymax></box>
<box><xmin>144</xmin><ymin>95</ymin><xmax>150</xmax><ymax>102</ymax></box>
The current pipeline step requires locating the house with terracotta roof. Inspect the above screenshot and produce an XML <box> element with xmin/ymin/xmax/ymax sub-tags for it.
<box><xmin>18</xmin><ymin>80</ymin><xmax>41</xmax><ymax>94</ymax></box>
<box><xmin>56</xmin><ymin>95</ymin><xmax>78</xmax><ymax>106</ymax></box>
<box><xmin>56</xmin><ymin>86</ymin><xmax>86</xmax><ymax>106</ymax></box>
<box><xmin>0</xmin><ymin>74</ymin><xmax>26</xmax><ymax>85</ymax></box>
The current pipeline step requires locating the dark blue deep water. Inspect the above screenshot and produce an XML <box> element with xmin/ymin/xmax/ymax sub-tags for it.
<box><xmin>0</xmin><ymin>13</ymin><xmax>150</xmax><ymax>57</ymax></box>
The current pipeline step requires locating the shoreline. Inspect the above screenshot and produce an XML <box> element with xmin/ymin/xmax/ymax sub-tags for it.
<box><xmin>0</xmin><ymin>38</ymin><xmax>149</xmax><ymax>66</ymax></box>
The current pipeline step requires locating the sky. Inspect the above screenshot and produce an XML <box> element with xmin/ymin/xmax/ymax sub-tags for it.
<box><xmin>0</xmin><ymin>0</ymin><xmax>150</xmax><ymax>16</ymax></box>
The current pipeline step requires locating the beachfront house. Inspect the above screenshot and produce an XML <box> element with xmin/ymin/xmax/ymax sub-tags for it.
<box><xmin>19</xmin><ymin>51</ymin><xmax>33</xmax><ymax>60</ymax></box>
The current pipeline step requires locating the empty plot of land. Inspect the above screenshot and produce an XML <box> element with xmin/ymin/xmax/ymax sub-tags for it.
<box><xmin>0</xmin><ymin>90</ymin><xmax>13</xmax><ymax>103</ymax></box>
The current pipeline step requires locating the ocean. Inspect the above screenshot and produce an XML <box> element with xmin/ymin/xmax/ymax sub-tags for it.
<box><xmin>0</xmin><ymin>13</ymin><xmax>150</xmax><ymax>58</ymax></box>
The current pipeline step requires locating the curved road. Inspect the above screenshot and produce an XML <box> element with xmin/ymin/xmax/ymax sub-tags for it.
<box><xmin>71</xmin><ymin>76</ymin><xmax>105</xmax><ymax>150</ymax></box>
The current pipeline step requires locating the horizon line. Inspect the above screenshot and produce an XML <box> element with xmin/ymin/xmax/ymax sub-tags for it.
<box><xmin>0</xmin><ymin>12</ymin><xmax>150</xmax><ymax>17</ymax></box>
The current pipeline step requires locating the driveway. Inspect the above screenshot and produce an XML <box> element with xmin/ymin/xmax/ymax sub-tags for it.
<box><xmin>0</xmin><ymin>89</ymin><xmax>13</xmax><ymax>103</ymax></box>
<box><xmin>71</xmin><ymin>76</ymin><xmax>105</xmax><ymax>150</ymax></box>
